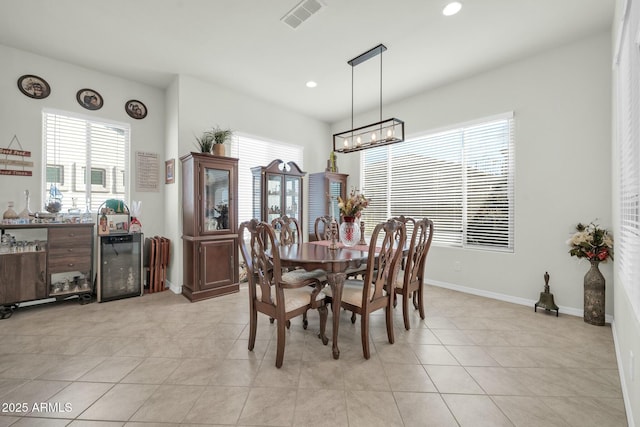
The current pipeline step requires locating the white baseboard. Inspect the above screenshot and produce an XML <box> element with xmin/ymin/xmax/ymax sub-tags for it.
<box><xmin>427</xmin><ymin>279</ymin><xmax>614</xmax><ymax>324</ymax></box>
<box><xmin>167</xmin><ymin>279</ymin><xmax>181</xmax><ymax>294</ymax></box>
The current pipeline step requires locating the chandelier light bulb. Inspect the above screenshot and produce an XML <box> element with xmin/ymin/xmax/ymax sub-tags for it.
<box><xmin>371</xmin><ymin>132</ymin><xmax>377</xmax><ymax>142</ymax></box>
<box><xmin>344</xmin><ymin>139</ymin><xmax>349</xmax><ymax>148</ymax></box>
<box><xmin>442</xmin><ymin>2</ymin><xmax>462</xmax><ymax>16</ymax></box>
<box><xmin>356</xmin><ymin>136</ymin><xmax>362</xmax><ymax>146</ymax></box>
<box><xmin>386</xmin><ymin>128</ymin><xmax>393</xmax><ymax>138</ymax></box>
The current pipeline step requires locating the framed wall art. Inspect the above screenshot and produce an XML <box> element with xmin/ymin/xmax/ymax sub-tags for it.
<box><xmin>165</xmin><ymin>159</ymin><xmax>175</xmax><ymax>184</ymax></box>
<box><xmin>125</xmin><ymin>99</ymin><xmax>147</xmax><ymax>119</ymax></box>
<box><xmin>17</xmin><ymin>74</ymin><xmax>51</xmax><ymax>99</ymax></box>
<box><xmin>76</xmin><ymin>88</ymin><xmax>103</xmax><ymax>110</ymax></box>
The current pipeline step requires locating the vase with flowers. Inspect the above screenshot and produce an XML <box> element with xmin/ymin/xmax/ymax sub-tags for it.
<box><xmin>337</xmin><ymin>189</ymin><xmax>369</xmax><ymax>247</ymax></box>
<box><xmin>567</xmin><ymin>221</ymin><xmax>614</xmax><ymax>325</ymax></box>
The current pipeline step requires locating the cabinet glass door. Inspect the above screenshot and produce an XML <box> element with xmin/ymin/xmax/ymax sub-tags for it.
<box><xmin>328</xmin><ymin>180</ymin><xmax>343</xmax><ymax>219</ymax></box>
<box><xmin>285</xmin><ymin>176</ymin><xmax>301</xmax><ymax>220</ymax></box>
<box><xmin>203</xmin><ymin>167</ymin><xmax>230</xmax><ymax>232</ymax></box>
<box><xmin>266</xmin><ymin>174</ymin><xmax>282</xmax><ymax>222</ymax></box>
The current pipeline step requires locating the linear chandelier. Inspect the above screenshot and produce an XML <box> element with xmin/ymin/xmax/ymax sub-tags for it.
<box><xmin>333</xmin><ymin>44</ymin><xmax>405</xmax><ymax>154</ymax></box>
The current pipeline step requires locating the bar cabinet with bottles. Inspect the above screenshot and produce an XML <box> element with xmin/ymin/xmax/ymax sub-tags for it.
<box><xmin>181</xmin><ymin>152</ymin><xmax>239</xmax><ymax>302</ymax></box>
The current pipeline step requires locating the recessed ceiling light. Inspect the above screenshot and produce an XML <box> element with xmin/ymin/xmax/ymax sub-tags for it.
<box><xmin>306</xmin><ymin>81</ymin><xmax>317</xmax><ymax>88</ymax></box>
<box><xmin>442</xmin><ymin>1</ymin><xmax>462</xmax><ymax>16</ymax></box>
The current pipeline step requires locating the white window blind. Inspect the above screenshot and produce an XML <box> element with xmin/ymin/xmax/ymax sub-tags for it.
<box><xmin>229</xmin><ymin>135</ymin><xmax>303</xmax><ymax>223</ymax></box>
<box><xmin>42</xmin><ymin>111</ymin><xmax>129</xmax><ymax>213</ymax></box>
<box><xmin>362</xmin><ymin>114</ymin><xmax>514</xmax><ymax>251</ymax></box>
<box><xmin>617</xmin><ymin>0</ymin><xmax>640</xmax><ymax>323</ymax></box>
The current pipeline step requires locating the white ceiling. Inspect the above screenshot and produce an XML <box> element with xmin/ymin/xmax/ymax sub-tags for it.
<box><xmin>0</xmin><ymin>0</ymin><xmax>614</xmax><ymax>123</ymax></box>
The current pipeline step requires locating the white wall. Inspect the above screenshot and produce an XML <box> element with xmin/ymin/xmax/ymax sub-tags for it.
<box><xmin>170</xmin><ymin>74</ymin><xmax>331</xmax><ymax>291</ymax></box>
<box><xmin>333</xmin><ymin>32</ymin><xmax>613</xmax><ymax>315</ymax></box>
<box><xmin>0</xmin><ymin>44</ymin><xmax>166</xmax><ymax>239</ymax></box>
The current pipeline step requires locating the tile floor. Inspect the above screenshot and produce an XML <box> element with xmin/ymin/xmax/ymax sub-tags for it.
<box><xmin>0</xmin><ymin>285</ymin><xmax>627</xmax><ymax>426</ymax></box>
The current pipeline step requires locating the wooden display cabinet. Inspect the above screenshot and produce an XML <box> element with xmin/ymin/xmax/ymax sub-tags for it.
<box><xmin>181</xmin><ymin>152</ymin><xmax>239</xmax><ymax>302</ymax></box>
<box><xmin>251</xmin><ymin>159</ymin><xmax>305</xmax><ymax>224</ymax></box>
<box><xmin>307</xmin><ymin>171</ymin><xmax>348</xmax><ymax>241</ymax></box>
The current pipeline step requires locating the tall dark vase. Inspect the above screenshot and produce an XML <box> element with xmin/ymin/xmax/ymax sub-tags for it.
<box><xmin>583</xmin><ymin>260</ymin><xmax>605</xmax><ymax>325</ymax></box>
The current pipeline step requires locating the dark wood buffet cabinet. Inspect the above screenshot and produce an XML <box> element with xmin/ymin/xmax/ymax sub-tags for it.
<box><xmin>181</xmin><ymin>152</ymin><xmax>239</xmax><ymax>302</ymax></box>
<box><xmin>0</xmin><ymin>223</ymin><xmax>94</xmax><ymax>318</ymax></box>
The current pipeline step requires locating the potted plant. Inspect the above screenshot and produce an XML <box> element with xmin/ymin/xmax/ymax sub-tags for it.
<box><xmin>195</xmin><ymin>130</ymin><xmax>215</xmax><ymax>153</ymax></box>
<box><xmin>212</xmin><ymin>126</ymin><xmax>233</xmax><ymax>156</ymax></box>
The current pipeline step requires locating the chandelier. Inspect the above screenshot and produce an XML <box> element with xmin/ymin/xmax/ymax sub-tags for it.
<box><xmin>333</xmin><ymin>44</ymin><xmax>405</xmax><ymax>154</ymax></box>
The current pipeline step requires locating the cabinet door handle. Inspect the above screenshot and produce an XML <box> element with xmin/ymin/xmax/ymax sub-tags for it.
<box><xmin>68</xmin><ymin>233</ymin><xmax>76</xmax><ymax>237</ymax></box>
<box><xmin>67</xmin><ymin>248</ymin><xmax>74</xmax><ymax>252</ymax></box>
<box><xmin>67</xmin><ymin>263</ymin><xmax>75</xmax><ymax>267</ymax></box>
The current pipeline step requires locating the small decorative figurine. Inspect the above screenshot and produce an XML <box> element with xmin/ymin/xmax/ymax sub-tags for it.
<box><xmin>534</xmin><ymin>271</ymin><xmax>559</xmax><ymax>317</ymax></box>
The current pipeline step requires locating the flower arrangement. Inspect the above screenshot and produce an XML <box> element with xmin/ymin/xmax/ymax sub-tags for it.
<box><xmin>567</xmin><ymin>222</ymin><xmax>614</xmax><ymax>262</ymax></box>
<box><xmin>337</xmin><ymin>188</ymin><xmax>369</xmax><ymax>218</ymax></box>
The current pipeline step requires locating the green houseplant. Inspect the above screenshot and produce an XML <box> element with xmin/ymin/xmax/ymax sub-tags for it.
<box><xmin>195</xmin><ymin>130</ymin><xmax>215</xmax><ymax>153</ymax></box>
<box><xmin>195</xmin><ymin>126</ymin><xmax>233</xmax><ymax>155</ymax></box>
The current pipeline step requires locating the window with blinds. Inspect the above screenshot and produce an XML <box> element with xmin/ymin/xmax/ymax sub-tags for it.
<box><xmin>616</xmin><ymin>0</ymin><xmax>640</xmax><ymax>322</ymax></box>
<box><xmin>42</xmin><ymin>111</ymin><xmax>129</xmax><ymax>213</ymax></box>
<box><xmin>228</xmin><ymin>135</ymin><xmax>303</xmax><ymax>223</ymax></box>
<box><xmin>362</xmin><ymin>113</ymin><xmax>514</xmax><ymax>251</ymax></box>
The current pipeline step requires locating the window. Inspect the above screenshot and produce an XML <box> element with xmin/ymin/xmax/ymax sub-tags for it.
<box><xmin>361</xmin><ymin>113</ymin><xmax>514</xmax><ymax>251</ymax></box>
<box><xmin>229</xmin><ymin>134</ymin><xmax>303</xmax><ymax>223</ymax></box>
<box><xmin>615</xmin><ymin>0</ymin><xmax>640</xmax><ymax>322</ymax></box>
<box><xmin>43</xmin><ymin>110</ymin><xmax>130</xmax><ymax>212</ymax></box>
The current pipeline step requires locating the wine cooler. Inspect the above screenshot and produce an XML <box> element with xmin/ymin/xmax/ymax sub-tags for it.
<box><xmin>97</xmin><ymin>233</ymin><xmax>143</xmax><ymax>302</ymax></box>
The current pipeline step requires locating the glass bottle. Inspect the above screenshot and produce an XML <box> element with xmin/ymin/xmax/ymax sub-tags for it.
<box><xmin>19</xmin><ymin>190</ymin><xmax>32</xmax><ymax>220</ymax></box>
<box><xmin>3</xmin><ymin>201</ymin><xmax>18</xmax><ymax>220</ymax></box>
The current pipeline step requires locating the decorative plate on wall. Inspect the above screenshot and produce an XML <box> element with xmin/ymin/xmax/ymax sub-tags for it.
<box><xmin>76</xmin><ymin>88</ymin><xmax>103</xmax><ymax>110</ymax></box>
<box><xmin>125</xmin><ymin>99</ymin><xmax>147</xmax><ymax>119</ymax></box>
<box><xmin>17</xmin><ymin>74</ymin><xmax>51</xmax><ymax>99</ymax></box>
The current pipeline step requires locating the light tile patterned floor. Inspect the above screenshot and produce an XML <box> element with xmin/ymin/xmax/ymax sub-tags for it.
<box><xmin>0</xmin><ymin>285</ymin><xmax>627</xmax><ymax>426</ymax></box>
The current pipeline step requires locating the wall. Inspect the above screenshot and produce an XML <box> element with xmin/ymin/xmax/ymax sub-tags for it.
<box><xmin>0</xmin><ymin>44</ymin><xmax>166</xmax><ymax>239</ymax></box>
<box><xmin>169</xmin><ymin>74</ymin><xmax>331</xmax><ymax>291</ymax></box>
<box><xmin>333</xmin><ymin>32</ymin><xmax>613</xmax><ymax>315</ymax></box>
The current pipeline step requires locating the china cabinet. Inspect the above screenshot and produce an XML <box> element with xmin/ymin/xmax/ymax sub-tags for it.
<box><xmin>181</xmin><ymin>152</ymin><xmax>239</xmax><ymax>302</ymax></box>
<box><xmin>251</xmin><ymin>159</ymin><xmax>305</xmax><ymax>224</ymax></box>
<box><xmin>0</xmin><ymin>223</ymin><xmax>94</xmax><ymax>318</ymax></box>
<box><xmin>307</xmin><ymin>171</ymin><xmax>348</xmax><ymax>241</ymax></box>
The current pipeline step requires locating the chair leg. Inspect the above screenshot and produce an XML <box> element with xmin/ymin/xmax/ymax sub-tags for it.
<box><xmin>402</xmin><ymin>291</ymin><xmax>411</xmax><ymax>330</ymax></box>
<box><xmin>360</xmin><ymin>313</ymin><xmax>370</xmax><ymax>359</ymax></box>
<box><xmin>417</xmin><ymin>284</ymin><xmax>425</xmax><ymax>319</ymax></box>
<box><xmin>318</xmin><ymin>306</ymin><xmax>328</xmax><ymax>345</ymax></box>
<box><xmin>386</xmin><ymin>303</ymin><xmax>395</xmax><ymax>345</ymax></box>
<box><xmin>275</xmin><ymin>318</ymin><xmax>286</xmax><ymax>368</ymax></box>
<box><xmin>248</xmin><ymin>308</ymin><xmax>257</xmax><ymax>351</ymax></box>
<box><xmin>303</xmin><ymin>311</ymin><xmax>308</xmax><ymax>330</ymax></box>
<box><xmin>351</xmin><ymin>311</ymin><xmax>357</xmax><ymax>324</ymax></box>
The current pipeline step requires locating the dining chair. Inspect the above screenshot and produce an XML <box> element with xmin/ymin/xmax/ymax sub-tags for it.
<box><xmin>271</xmin><ymin>215</ymin><xmax>302</xmax><ymax>245</ymax></box>
<box><xmin>314</xmin><ymin>215</ymin><xmax>336</xmax><ymax>241</ymax></box>
<box><xmin>272</xmin><ymin>215</ymin><xmax>328</xmax><ymax>330</ymax></box>
<box><xmin>238</xmin><ymin>219</ymin><xmax>329</xmax><ymax>368</ymax></box>
<box><xmin>391</xmin><ymin>217</ymin><xmax>434</xmax><ymax>330</ymax></box>
<box><xmin>324</xmin><ymin>218</ymin><xmax>406</xmax><ymax>359</ymax></box>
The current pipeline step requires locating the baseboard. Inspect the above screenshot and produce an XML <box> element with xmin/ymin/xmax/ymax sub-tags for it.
<box><xmin>427</xmin><ymin>279</ymin><xmax>614</xmax><ymax>324</ymax></box>
<box><xmin>167</xmin><ymin>279</ymin><xmax>181</xmax><ymax>294</ymax></box>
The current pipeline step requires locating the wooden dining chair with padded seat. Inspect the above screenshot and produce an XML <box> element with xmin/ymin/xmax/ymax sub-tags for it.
<box><xmin>238</xmin><ymin>219</ymin><xmax>329</xmax><ymax>368</ymax></box>
<box><xmin>272</xmin><ymin>215</ymin><xmax>328</xmax><ymax>330</ymax></box>
<box><xmin>314</xmin><ymin>215</ymin><xmax>335</xmax><ymax>241</ymax></box>
<box><xmin>324</xmin><ymin>218</ymin><xmax>406</xmax><ymax>359</ymax></box>
<box><xmin>391</xmin><ymin>217</ymin><xmax>434</xmax><ymax>330</ymax></box>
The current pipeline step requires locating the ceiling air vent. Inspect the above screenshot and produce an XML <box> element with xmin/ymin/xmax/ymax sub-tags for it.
<box><xmin>281</xmin><ymin>0</ymin><xmax>324</xmax><ymax>29</ymax></box>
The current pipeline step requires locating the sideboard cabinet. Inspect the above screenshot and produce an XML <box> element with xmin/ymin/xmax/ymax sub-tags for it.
<box><xmin>307</xmin><ymin>171</ymin><xmax>348</xmax><ymax>241</ymax></box>
<box><xmin>181</xmin><ymin>152</ymin><xmax>239</xmax><ymax>302</ymax></box>
<box><xmin>0</xmin><ymin>223</ymin><xmax>94</xmax><ymax>318</ymax></box>
<box><xmin>251</xmin><ymin>159</ymin><xmax>305</xmax><ymax>224</ymax></box>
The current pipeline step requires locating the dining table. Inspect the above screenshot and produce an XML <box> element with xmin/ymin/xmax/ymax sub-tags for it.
<box><xmin>276</xmin><ymin>240</ymin><xmax>372</xmax><ymax>359</ymax></box>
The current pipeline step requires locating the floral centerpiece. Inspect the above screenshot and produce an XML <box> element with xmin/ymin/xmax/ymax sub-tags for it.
<box><xmin>337</xmin><ymin>188</ymin><xmax>369</xmax><ymax>219</ymax></box>
<box><xmin>567</xmin><ymin>222</ymin><xmax>614</xmax><ymax>262</ymax></box>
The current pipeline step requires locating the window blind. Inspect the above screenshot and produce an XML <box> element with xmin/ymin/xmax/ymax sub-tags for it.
<box><xmin>617</xmin><ymin>0</ymin><xmax>640</xmax><ymax>323</ymax></box>
<box><xmin>42</xmin><ymin>111</ymin><xmax>129</xmax><ymax>213</ymax></box>
<box><xmin>229</xmin><ymin>135</ymin><xmax>303</xmax><ymax>223</ymax></box>
<box><xmin>362</xmin><ymin>114</ymin><xmax>514</xmax><ymax>251</ymax></box>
